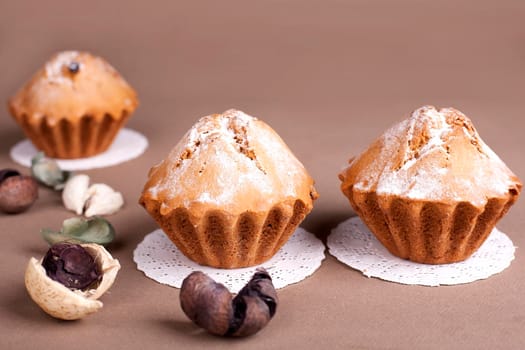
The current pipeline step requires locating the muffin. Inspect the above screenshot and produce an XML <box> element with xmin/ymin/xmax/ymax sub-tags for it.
<box><xmin>8</xmin><ymin>51</ymin><xmax>138</xmax><ymax>159</ymax></box>
<box><xmin>140</xmin><ymin>109</ymin><xmax>318</xmax><ymax>268</ymax></box>
<box><xmin>339</xmin><ymin>105</ymin><xmax>521</xmax><ymax>264</ymax></box>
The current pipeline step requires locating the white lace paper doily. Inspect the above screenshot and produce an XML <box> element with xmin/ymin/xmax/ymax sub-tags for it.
<box><xmin>327</xmin><ymin>217</ymin><xmax>515</xmax><ymax>287</ymax></box>
<box><xmin>10</xmin><ymin>128</ymin><xmax>148</xmax><ymax>171</ymax></box>
<box><xmin>134</xmin><ymin>227</ymin><xmax>326</xmax><ymax>291</ymax></box>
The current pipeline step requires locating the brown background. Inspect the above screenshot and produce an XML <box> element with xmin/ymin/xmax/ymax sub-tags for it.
<box><xmin>1</xmin><ymin>1</ymin><xmax>524</xmax><ymax>349</ymax></box>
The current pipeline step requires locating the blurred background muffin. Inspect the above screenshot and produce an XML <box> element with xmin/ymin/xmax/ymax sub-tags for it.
<box><xmin>8</xmin><ymin>50</ymin><xmax>138</xmax><ymax>159</ymax></box>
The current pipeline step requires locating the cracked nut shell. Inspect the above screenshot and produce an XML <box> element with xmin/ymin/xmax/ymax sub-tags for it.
<box><xmin>25</xmin><ymin>243</ymin><xmax>120</xmax><ymax>320</ymax></box>
<box><xmin>0</xmin><ymin>173</ymin><xmax>38</xmax><ymax>214</ymax></box>
<box><xmin>62</xmin><ymin>174</ymin><xmax>124</xmax><ymax>217</ymax></box>
<box><xmin>180</xmin><ymin>268</ymin><xmax>277</xmax><ymax>337</ymax></box>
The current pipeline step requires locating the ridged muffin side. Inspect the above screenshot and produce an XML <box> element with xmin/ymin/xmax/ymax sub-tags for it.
<box><xmin>10</xmin><ymin>111</ymin><xmax>131</xmax><ymax>159</ymax></box>
<box><xmin>140</xmin><ymin>198</ymin><xmax>311</xmax><ymax>268</ymax></box>
<box><xmin>343</xmin><ymin>188</ymin><xmax>520</xmax><ymax>264</ymax></box>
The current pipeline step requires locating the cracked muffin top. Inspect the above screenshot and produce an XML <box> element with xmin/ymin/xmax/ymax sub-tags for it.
<box><xmin>339</xmin><ymin>105</ymin><xmax>521</xmax><ymax>208</ymax></box>
<box><xmin>140</xmin><ymin>109</ymin><xmax>318</xmax><ymax>216</ymax></box>
<box><xmin>9</xmin><ymin>50</ymin><xmax>138</xmax><ymax>125</ymax></box>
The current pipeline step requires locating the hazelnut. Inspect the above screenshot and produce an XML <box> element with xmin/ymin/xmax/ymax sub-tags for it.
<box><xmin>42</xmin><ymin>242</ymin><xmax>101</xmax><ymax>290</ymax></box>
<box><xmin>0</xmin><ymin>169</ymin><xmax>38</xmax><ymax>214</ymax></box>
<box><xmin>0</xmin><ymin>169</ymin><xmax>20</xmax><ymax>181</ymax></box>
<box><xmin>25</xmin><ymin>243</ymin><xmax>120</xmax><ymax>320</ymax></box>
<box><xmin>180</xmin><ymin>268</ymin><xmax>278</xmax><ymax>337</ymax></box>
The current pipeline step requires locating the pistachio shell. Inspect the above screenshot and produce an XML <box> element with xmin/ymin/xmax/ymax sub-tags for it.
<box><xmin>62</xmin><ymin>175</ymin><xmax>90</xmax><ymax>215</ymax></box>
<box><xmin>40</xmin><ymin>228</ymin><xmax>81</xmax><ymax>245</ymax></box>
<box><xmin>31</xmin><ymin>152</ymin><xmax>71</xmax><ymax>190</ymax></box>
<box><xmin>84</xmin><ymin>184</ymin><xmax>124</xmax><ymax>217</ymax></box>
<box><xmin>61</xmin><ymin>175</ymin><xmax>124</xmax><ymax>217</ymax></box>
<box><xmin>41</xmin><ymin>217</ymin><xmax>116</xmax><ymax>246</ymax></box>
<box><xmin>62</xmin><ymin>217</ymin><xmax>90</xmax><ymax>236</ymax></box>
<box><xmin>73</xmin><ymin>217</ymin><xmax>116</xmax><ymax>245</ymax></box>
<box><xmin>25</xmin><ymin>243</ymin><xmax>120</xmax><ymax>320</ymax></box>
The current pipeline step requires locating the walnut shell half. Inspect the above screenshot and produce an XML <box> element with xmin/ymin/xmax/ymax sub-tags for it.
<box><xmin>24</xmin><ymin>243</ymin><xmax>120</xmax><ymax>320</ymax></box>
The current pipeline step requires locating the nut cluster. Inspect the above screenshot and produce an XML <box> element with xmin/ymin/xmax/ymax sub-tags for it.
<box><xmin>180</xmin><ymin>268</ymin><xmax>278</xmax><ymax>337</ymax></box>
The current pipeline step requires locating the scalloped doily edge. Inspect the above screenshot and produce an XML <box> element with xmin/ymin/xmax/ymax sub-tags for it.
<box><xmin>134</xmin><ymin>227</ymin><xmax>326</xmax><ymax>291</ymax></box>
<box><xmin>327</xmin><ymin>216</ymin><xmax>516</xmax><ymax>287</ymax></box>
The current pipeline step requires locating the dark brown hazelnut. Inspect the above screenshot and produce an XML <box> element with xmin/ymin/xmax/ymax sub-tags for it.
<box><xmin>0</xmin><ymin>171</ymin><xmax>39</xmax><ymax>214</ymax></box>
<box><xmin>42</xmin><ymin>242</ymin><xmax>101</xmax><ymax>290</ymax></box>
<box><xmin>0</xmin><ymin>169</ymin><xmax>21</xmax><ymax>182</ymax></box>
<box><xmin>180</xmin><ymin>268</ymin><xmax>277</xmax><ymax>337</ymax></box>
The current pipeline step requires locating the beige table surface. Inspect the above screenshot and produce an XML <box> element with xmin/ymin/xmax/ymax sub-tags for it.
<box><xmin>1</xmin><ymin>1</ymin><xmax>524</xmax><ymax>349</ymax></box>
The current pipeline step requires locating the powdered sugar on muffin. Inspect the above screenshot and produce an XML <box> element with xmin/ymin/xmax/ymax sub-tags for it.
<box><xmin>339</xmin><ymin>105</ymin><xmax>521</xmax><ymax>264</ymax></box>
<box><xmin>348</xmin><ymin>105</ymin><xmax>519</xmax><ymax>207</ymax></box>
<box><xmin>144</xmin><ymin>109</ymin><xmax>315</xmax><ymax>214</ymax></box>
<box><xmin>140</xmin><ymin>109</ymin><xmax>317</xmax><ymax>268</ymax></box>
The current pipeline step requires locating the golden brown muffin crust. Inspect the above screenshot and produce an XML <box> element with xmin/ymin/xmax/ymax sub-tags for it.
<box><xmin>7</xmin><ymin>51</ymin><xmax>138</xmax><ymax>158</ymax></box>
<box><xmin>9</xmin><ymin>50</ymin><xmax>138</xmax><ymax>126</ymax></box>
<box><xmin>140</xmin><ymin>109</ymin><xmax>318</xmax><ymax>268</ymax></box>
<box><xmin>141</xmin><ymin>109</ymin><xmax>317</xmax><ymax>217</ymax></box>
<box><xmin>340</xmin><ymin>105</ymin><xmax>522</xmax><ymax>208</ymax></box>
<box><xmin>339</xmin><ymin>105</ymin><xmax>521</xmax><ymax>264</ymax></box>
